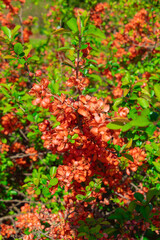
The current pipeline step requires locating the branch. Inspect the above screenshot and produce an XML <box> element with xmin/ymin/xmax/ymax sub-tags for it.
<box><xmin>18</xmin><ymin>3</ymin><xmax>24</xmax><ymax>44</ymax></box>
<box><xmin>19</xmin><ymin>129</ymin><xmax>29</xmax><ymax>141</ymax></box>
<box><xmin>114</xmin><ymin>192</ymin><xmax>131</xmax><ymax>202</ymax></box>
<box><xmin>0</xmin><ymin>214</ymin><xmax>20</xmax><ymax>223</ymax></box>
<box><xmin>53</xmin><ymin>94</ymin><xmax>76</xmax><ymax>110</ymax></box>
<box><xmin>140</xmin><ymin>230</ymin><xmax>146</xmax><ymax>240</ymax></box>
<box><xmin>9</xmin><ymin>153</ymin><xmax>36</xmax><ymax>159</ymax></box>
<box><xmin>130</xmin><ymin>182</ymin><xmax>140</xmax><ymax>191</ymax></box>
<box><xmin>36</xmin><ymin>230</ymin><xmax>54</xmax><ymax>240</ymax></box>
<box><xmin>0</xmin><ymin>199</ymin><xmax>42</xmax><ymax>204</ymax></box>
<box><xmin>0</xmin><ymin>185</ymin><xmax>26</xmax><ymax>198</ymax></box>
<box><xmin>76</xmin><ymin>34</ymin><xmax>81</xmax><ymax>80</ymax></box>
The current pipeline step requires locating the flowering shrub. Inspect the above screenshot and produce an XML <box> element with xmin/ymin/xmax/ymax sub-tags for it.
<box><xmin>0</xmin><ymin>0</ymin><xmax>160</xmax><ymax>239</ymax></box>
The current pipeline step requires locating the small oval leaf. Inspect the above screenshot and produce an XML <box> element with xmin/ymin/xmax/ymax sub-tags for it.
<box><xmin>50</xmin><ymin>178</ymin><xmax>58</xmax><ymax>186</ymax></box>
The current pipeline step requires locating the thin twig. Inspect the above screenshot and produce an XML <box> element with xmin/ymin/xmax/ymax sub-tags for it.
<box><xmin>19</xmin><ymin>129</ymin><xmax>28</xmax><ymax>141</ymax></box>
<box><xmin>130</xmin><ymin>182</ymin><xmax>140</xmax><ymax>191</ymax></box>
<box><xmin>114</xmin><ymin>192</ymin><xmax>130</xmax><ymax>202</ymax></box>
<box><xmin>18</xmin><ymin>3</ymin><xmax>24</xmax><ymax>44</ymax></box>
<box><xmin>76</xmin><ymin>34</ymin><xmax>81</xmax><ymax>94</ymax></box>
<box><xmin>36</xmin><ymin>230</ymin><xmax>54</xmax><ymax>240</ymax></box>
<box><xmin>140</xmin><ymin>230</ymin><xmax>146</xmax><ymax>240</ymax></box>
<box><xmin>1</xmin><ymin>186</ymin><xmax>26</xmax><ymax>198</ymax></box>
<box><xmin>53</xmin><ymin>94</ymin><xmax>76</xmax><ymax>110</ymax></box>
<box><xmin>10</xmin><ymin>153</ymin><xmax>36</xmax><ymax>159</ymax></box>
<box><xmin>0</xmin><ymin>214</ymin><xmax>20</xmax><ymax>222</ymax></box>
<box><xmin>0</xmin><ymin>200</ymin><xmax>30</xmax><ymax>203</ymax></box>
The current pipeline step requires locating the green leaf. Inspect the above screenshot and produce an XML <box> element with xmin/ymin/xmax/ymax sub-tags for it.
<box><xmin>142</xmin><ymin>206</ymin><xmax>151</xmax><ymax>220</ymax></box>
<box><xmin>145</xmin><ymin>144</ymin><xmax>153</xmax><ymax>153</ymax></box>
<box><xmin>151</xmin><ymin>142</ymin><xmax>159</xmax><ymax>151</ymax></box>
<box><xmin>87</xmin><ymin>88</ymin><xmax>97</xmax><ymax>93</ymax></box>
<box><xmin>112</xmin><ymin>117</ymin><xmax>129</xmax><ymax>123</ymax></box>
<box><xmin>79</xmin><ymin>225</ymin><xmax>89</xmax><ymax>233</ymax></box>
<box><xmin>86</xmin><ymin>190</ymin><xmax>92</xmax><ymax>196</ymax></box>
<box><xmin>156</xmin><ymin>183</ymin><xmax>160</xmax><ymax>190</ymax></box>
<box><xmin>134</xmin><ymin>192</ymin><xmax>144</xmax><ymax>203</ymax></box>
<box><xmin>130</xmin><ymin>116</ymin><xmax>150</xmax><ymax>127</ymax></box>
<box><xmin>24</xmin><ymin>44</ymin><xmax>32</xmax><ymax>57</ymax></box>
<box><xmin>41</xmin><ymin>178</ymin><xmax>47</xmax><ymax>185</ymax></box>
<box><xmin>108</xmin><ymin>208</ymin><xmax>129</xmax><ymax>223</ymax></box>
<box><xmin>146</xmin><ymin>188</ymin><xmax>160</xmax><ymax>202</ymax></box>
<box><xmin>130</xmin><ymin>94</ymin><xmax>138</xmax><ymax>100</ymax></box>
<box><xmin>56</xmin><ymin>46</ymin><xmax>74</xmax><ymax>51</ymax></box>
<box><xmin>35</xmin><ymin>188</ymin><xmax>41</xmax><ymax>195</ymax></box>
<box><xmin>24</xmin><ymin>228</ymin><xmax>30</xmax><ymax>235</ymax></box>
<box><xmin>76</xmin><ymin>194</ymin><xmax>84</xmax><ymax>200</ymax></box>
<box><xmin>104</xmin><ymin>228</ymin><xmax>116</xmax><ymax>235</ymax></box>
<box><xmin>88</xmin><ymin>74</ymin><xmax>102</xmax><ymax>83</ymax></box>
<box><xmin>154</xmin><ymin>84</ymin><xmax>160</xmax><ymax>101</ymax></box>
<box><xmin>122</xmin><ymin>153</ymin><xmax>134</xmax><ymax>162</ymax></box>
<box><xmin>89</xmin><ymin>181</ymin><xmax>94</xmax><ymax>188</ymax></box>
<box><xmin>101</xmin><ymin>221</ymin><xmax>110</xmax><ymax>225</ymax></box>
<box><xmin>28</xmin><ymin>56</ymin><xmax>39</xmax><ymax>61</ymax></box>
<box><xmin>137</xmin><ymin>98</ymin><xmax>149</xmax><ymax>108</ymax></box>
<box><xmin>3</xmin><ymin>55</ymin><xmax>15</xmax><ymax>60</ymax></box>
<box><xmin>1</xmin><ymin>104</ymin><xmax>15</xmax><ymax>113</ymax></box>
<box><xmin>152</xmin><ymin>162</ymin><xmax>160</xmax><ymax>172</ymax></box>
<box><xmin>53</xmin><ymin>28</ymin><xmax>70</xmax><ymax>35</ymax></box>
<box><xmin>113</xmin><ymin>98</ymin><xmax>123</xmax><ymax>111</ymax></box>
<box><xmin>11</xmin><ymin>25</ymin><xmax>21</xmax><ymax>39</ymax></box>
<box><xmin>63</xmin><ymin>59</ymin><xmax>75</xmax><ymax>68</ymax></box>
<box><xmin>121</xmin><ymin>122</ymin><xmax>132</xmax><ymax>132</ymax></box>
<box><xmin>0</xmin><ymin>87</ymin><xmax>10</xmax><ymax>98</ymax></box>
<box><xmin>85</xmin><ymin>27</ymin><xmax>106</xmax><ymax>39</ymax></box>
<box><xmin>14</xmin><ymin>43</ymin><xmax>23</xmax><ymax>55</ymax></box>
<box><xmin>107</xmin><ymin>122</ymin><xmax>124</xmax><ymax>130</ymax></box>
<box><xmin>42</xmin><ymin>187</ymin><xmax>50</xmax><ymax>197</ymax></box>
<box><xmin>80</xmin><ymin>44</ymin><xmax>88</xmax><ymax>49</ymax></box>
<box><xmin>27</xmin><ymin>115</ymin><xmax>34</xmax><ymax>122</ymax></box>
<box><xmin>18</xmin><ymin>59</ymin><xmax>25</xmax><ymax>64</ymax></box>
<box><xmin>33</xmin><ymin>178</ymin><xmax>39</xmax><ymax>186</ymax></box>
<box><xmin>78</xmin><ymin>220</ymin><xmax>85</xmax><ymax>226</ymax></box>
<box><xmin>125</xmin><ymin>138</ymin><xmax>133</xmax><ymax>149</ymax></box>
<box><xmin>66</xmin><ymin>18</ymin><xmax>78</xmax><ymax>33</ymax></box>
<box><xmin>78</xmin><ymin>233</ymin><xmax>87</xmax><ymax>237</ymax></box>
<box><xmin>96</xmin><ymin>233</ymin><xmax>104</xmax><ymax>238</ymax></box>
<box><xmin>10</xmin><ymin>190</ymin><xmax>18</xmax><ymax>195</ymax></box>
<box><xmin>1</xmin><ymin>26</ymin><xmax>11</xmax><ymax>39</ymax></box>
<box><xmin>85</xmin><ymin>197</ymin><xmax>95</xmax><ymax>202</ymax></box>
<box><xmin>128</xmin><ymin>201</ymin><xmax>137</xmax><ymax>212</ymax></box>
<box><xmin>49</xmin><ymin>178</ymin><xmax>58</xmax><ymax>186</ymax></box>
<box><xmin>85</xmin><ymin>186</ymin><xmax>90</xmax><ymax>191</ymax></box>
<box><xmin>122</xmin><ymin>72</ymin><xmax>130</xmax><ymax>86</ymax></box>
<box><xmin>146</xmin><ymin>124</ymin><xmax>156</xmax><ymax>135</ymax></box>
<box><xmin>72</xmin><ymin>133</ymin><xmax>79</xmax><ymax>139</ymax></box>
<box><xmin>90</xmin><ymin>224</ymin><xmax>101</xmax><ymax>234</ymax></box>
<box><xmin>27</xmin><ymin>132</ymin><xmax>36</xmax><ymax>138</ymax></box>
<box><xmin>24</xmin><ymin>177</ymin><xmax>31</xmax><ymax>183</ymax></box>
<box><xmin>50</xmin><ymin>166</ymin><xmax>57</xmax><ymax>177</ymax></box>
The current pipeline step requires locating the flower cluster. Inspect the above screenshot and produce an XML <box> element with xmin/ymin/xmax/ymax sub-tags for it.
<box><xmin>111</xmin><ymin>9</ymin><xmax>160</xmax><ymax>60</ymax></box>
<box><xmin>1</xmin><ymin>112</ymin><xmax>23</xmax><ymax>135</ymax></box>
<box><xmin>29</xmin><ymin>78</ymin><xmax>51</xmax><ymax>108</ymax></box>
<box><xmin>90</xmin><ymin>3</ymin><xmax>108</xmax><ymax>27</ymax></box>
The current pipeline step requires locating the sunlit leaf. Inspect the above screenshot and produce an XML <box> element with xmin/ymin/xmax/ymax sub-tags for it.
<box><xmin>1</xmin><ymin>26</ymin><xmax>11</xmax><ymax>39</ymax></box>
<box><xmin>14</xmin><ymin>43</ymin><xmax>23</xmax><ymax>55</ymax></box>
<box><xmin>53</xmin><ymin>28</ymin><xmax>70</xmax><ymax>35</ymax></box>
<box><xmin>154</xmin><ymin>84</ymin><xmax>160</xmax><ymax>101</ymax></box>
<box><xmin>66</xmin><ymin>18</ymin><xmax>78</xmax><ymax>33</ymax></box>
